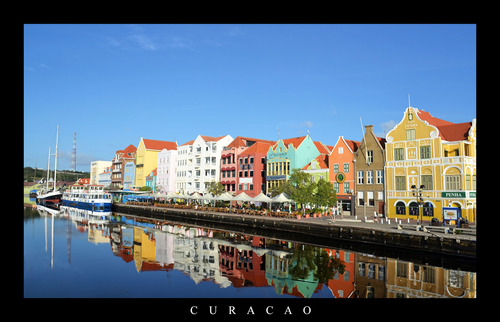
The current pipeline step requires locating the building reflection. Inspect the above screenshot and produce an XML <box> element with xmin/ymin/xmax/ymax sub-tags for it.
<box><xmin>68</xmin><ymin>213</ymin><xmax>475</xmax><ymax>298</ymax></box>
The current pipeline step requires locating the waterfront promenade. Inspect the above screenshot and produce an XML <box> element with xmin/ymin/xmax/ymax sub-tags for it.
<box><xmin>112</xmin><ymin>203</ymin><xmax>476</xmax><ymax>268</ymax></box>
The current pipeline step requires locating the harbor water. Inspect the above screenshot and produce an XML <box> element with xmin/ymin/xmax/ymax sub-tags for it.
<box><xmin>24</xmin><ymin>207</ymin><xmax>476</xmax><ymax>299</ymax></box>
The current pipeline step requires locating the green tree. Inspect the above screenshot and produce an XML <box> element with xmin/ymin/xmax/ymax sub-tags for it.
<box><xmin>313</xmin><ymin>178</ymin><xmax>337</xmax><ymax>209</ymax></box>
<box><xmin>206</xmin><ymin>180</ymin><xmax>225</xmax><ymax>196</ymax></box>
<box><xmin>285</xmin><ymin>169</ymin><xmax>316</xmax><ymax>215</ymax></box>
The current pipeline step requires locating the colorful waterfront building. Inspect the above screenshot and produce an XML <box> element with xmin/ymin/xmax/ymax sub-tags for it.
<box><xmin>266</xmin><ymin>135</ymin><xmax>326</xmax><ymax>194</ymax></box>
<box><xmin>385</xmin><ymin>259</ymin><xmax>476</xmax><ymax>298</ymax></box>
<box><xmin>145</xmin><ymin>168</ymin><xmax>157</xmax><ymax>192</ymax></box>
<box><xmin>302</xmin><ymin>154</ymin><xmax>329</xmax><ymax>183</ymax></box>
<box><xmin>220</xmin><ymin>136</ymin><xmax>275</xmax><ymax>197</ymax></box>
<box><xmin>111</xmin><ymin>144</ymin><xmax>137</xmax><ymax>189</ymax></box>
<box><xmin>354</xmin><ymin>125</ymin><xmax>387</xmax><ymax>219</ymax></box>
<box><xmin>157</xmin><ymin>148</ymin><xmax>178</xmax><ymax>194</ymax></box>
<box><xmin>176</xmin><ymin>135</ymin><xmax>233</xmax><ymax>194</ymax></box>
<box><xmin>90</xmin><ymin>161</ymin><xmax>112</xmax><ymax>185</ymax></box>
<box><xmin>135</xmin><ymin>138</ymin><xmax>177</xmax><ymax>189</ymax></box>
<box><xmin>98</xmin><ymin>167</ymin><xmax>112</xmax><ymax>187</ymax></box>
<box><xmin>123</xmin><ymin>161</ymin><xmax>135</xmax><ymax>190</ymax></box>
<box><xmin>328</xmin><ymin>136</ymin><xmax>360</xmax><ymax>216</ymax></box>
<box><xmin>385</xmin><ymin>106</ymin><xmax>476</xmax><ymax>223</ymax></box>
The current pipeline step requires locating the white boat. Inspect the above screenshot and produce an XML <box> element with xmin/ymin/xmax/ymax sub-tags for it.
<box><xmin>36</xmin><ymin>125</ymin><xmax>62</xmax><ymax>210</ymax></box>
<box><xmin>61</xmin><ymin>184</ymin><xmax>112</xmax><ymax>221</ymax></box>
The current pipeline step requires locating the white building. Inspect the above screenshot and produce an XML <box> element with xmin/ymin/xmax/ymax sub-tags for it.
<box><xmin>91</xmin><ymin>160</ymin><xmax>112</xmax><ymax>185</ymax></box>
<box><xmin>157</xmin><ymin>148</ymin><xmax>178</xmax><ymax>194</ymax></box>
<box><xmin>176</xmin><ymin>135</ymin><xmax>233</xmax><ymax>194</ymax></box>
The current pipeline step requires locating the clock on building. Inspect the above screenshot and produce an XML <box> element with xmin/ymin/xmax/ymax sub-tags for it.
<box><xmin>336</xmin><ymin>172</ymin><xmax>345</xmax><ymax>184</ymax></box>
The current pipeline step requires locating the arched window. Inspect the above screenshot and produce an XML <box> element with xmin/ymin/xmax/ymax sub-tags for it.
<box><xmin>423</xmin><ymin>202</ymin><xmax>434</xmax><ymax>217</ymax></box>
<box><xmin>396</xmin><ymin>201</ymin><xmax>406</xmax><ymax>215</ymax></box>
<box><xmin>409</xmin><ymin>202</ymin><xmax>419</xmax><ymax>216</ymax></box>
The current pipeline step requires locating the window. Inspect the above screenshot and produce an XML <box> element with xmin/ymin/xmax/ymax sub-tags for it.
<box><xmin>366</xmin><ymin>170</ymin><xmax>373</xmax><ymax>184</ymax></box>
<box><xmin>423</xmin><ymin>267</ymin><xmax>435</xmax><ymax>284</ymax></box>
<box><xmin>358</xmin><ymin>191</ymin><xmax>364</xmax><ymax>206</ymax></box>
<box><xmin>344</xmin><ymin>182</ymin><xmax>350</xmax><ymax>194</ymax></box>
<box><xmin>333</xmin><ymin>164</ymin><xmax>339</xmax><ymax>173</ymax></box>
<box><xmin>397</xmin><ymin>262</ymin><xmax>408</xmax><ymax>278</ymax></box>
<box><xmin>376</xmin><ymin>170</ymin><xmax>384</xmax><ymax>184</ymax></box>
<box><xmin>446</xmin><ymin>175</ymin><xmax>461</xmax><ymax>190</ymax></box>
<box><xmin>357</xmin><ymin>171</ymin><xmax>364</xmax><ymax>184</ymax></box>
<box><xmin>421</xmin><ymin>175</ymin><xmax>433</xmax><ymax>191</ymax></box>
<box><xmin>339</xmin><ymin>147</ymin><xmax>344</xmax><ymax>154</ymax></box>
<box><xmin>396</xmin><ymin>201</ymin><xmax>406</xmax><ymax>215</ymax></box>
<box><xmin>358</xmin><ymin>263</ymin><xmax>366</xmax><ymax>276</ymax></box>
<box><xmin>409</xmin><ymin>202</ymin><xmax>419</xmax><ymax>216</ymax></box>
<box><xmin>343</xmin><ymin>163</ymin><xmax>349</xmax><ymax>173</ymax></box>
<box><xmin>406</xmin><ymin>129</ymin><xmax>415</xmax><ymax>140</ymax></box>
<box><xmin>378</xmin><ymin>266</ymin><xmax>385</xmax><ymax>281</ymax></box>
<box><xmin>333</xmin><ymin>182</ymin><xmax>339</xmax><ymax>193</ymax></box>
<box><xmin>395</xmin><ymin>176</ymin><xmax>406</xmax><ymax>190</ymax></box>
<box><xmin>249</xmin><ymin>157</ymin><xmax>254</xmax><ymax>163</ymax></box>
<box><xmin>367</xmin><ymin>191</ymin><xmax>374</xmax><ymax>206</ymax></box>
<box><xmin>423</xmin><ymin>202</ymin><xmax>434</xmax><ymax>217</ymax></box>
<box><xmin>394</xmin><ymin>148</ymin><xmax>405</xmax><ymax>161</ymax></box>
<box><xmin>420</xmin><ymin>146</ymin><xmax>431</xmax><ymax>159</ymax></box>
<box><xmin>367</xmin><ymin>150</ymin><xmax>373</xmax><ymax>163</ymax></box>
<box><xmin>368</xmin><ymin>264</ymin><xmax>376</xmax><ymax>279</ymax></box>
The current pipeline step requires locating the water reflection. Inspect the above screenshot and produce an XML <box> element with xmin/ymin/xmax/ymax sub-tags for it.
<box><xmin>24</xmin><ymin>208</ymin><xmax>476</xmax><ymax>298</ymax></box>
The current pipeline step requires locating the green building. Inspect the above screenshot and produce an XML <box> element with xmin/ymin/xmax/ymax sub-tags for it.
<box><xmin>266</xmin><ymin>135</ymin><xmax>330</xmax><ymax>194</ymax></box>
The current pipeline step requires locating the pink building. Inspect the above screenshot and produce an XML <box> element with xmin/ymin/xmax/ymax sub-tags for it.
<box><xmin>220</xmin><ymin>136</ymin><xmax>274</xmax><ymax>195</ymax></box>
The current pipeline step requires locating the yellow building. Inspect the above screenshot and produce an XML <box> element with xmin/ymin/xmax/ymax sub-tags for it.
<box><xmin>386</xmin><ymin>259</ymin><xmax>476</xmax><ymax>298</ymax></box>
<box><xmin>385</xmin><ymin>107</ymin><xmax>476</xmax><ymax>223</ymax></box>
<box><xmin>134</xmin><ymin>138</ymin><xmax>177</xmax><ymax>188</ymax></box>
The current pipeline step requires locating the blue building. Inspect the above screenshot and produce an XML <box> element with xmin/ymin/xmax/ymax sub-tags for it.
<box><xmin>123</xmin><ymin>161</ymin><xmax>136</xmax><ymax>190</ymax></box>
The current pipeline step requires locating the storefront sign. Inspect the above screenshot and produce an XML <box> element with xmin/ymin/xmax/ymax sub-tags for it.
<box><xmin>441</xmin><ymin>191</ymin><xmax>466</xmax><ymax>198</ymax></box>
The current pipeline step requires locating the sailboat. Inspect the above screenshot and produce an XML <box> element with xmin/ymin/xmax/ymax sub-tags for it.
<box><xmin>36</xmin><ymin>125</ymin><xmax>63</xmax><ymax>211</ymax></box>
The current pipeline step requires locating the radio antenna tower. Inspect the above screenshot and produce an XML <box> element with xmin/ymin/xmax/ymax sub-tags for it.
<box><xmin>71</xmin><ymin>132</ymin><xmax>77</xmax><ymax>171</ymax></box>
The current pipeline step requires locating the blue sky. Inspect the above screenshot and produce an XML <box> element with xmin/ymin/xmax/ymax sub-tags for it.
<box><xmin>24</xmin><ymin>24</ymin><xmax>476</xmax><ymax>172</ymax></box>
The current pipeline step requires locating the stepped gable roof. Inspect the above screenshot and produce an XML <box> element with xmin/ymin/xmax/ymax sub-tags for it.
<box><xmin>143</xmin><ymin>139</ymin><xmax>177</xmax><ymax>151</ymax></box>
<box><xmin>240</xmin><ymin>141</ymin><xmax>274</xmax><ymax>155</ymax></box>
<box><xmin>416</xmin><ymin>109</ymin><xmax>472</xmax><ymax>141</ymax></box>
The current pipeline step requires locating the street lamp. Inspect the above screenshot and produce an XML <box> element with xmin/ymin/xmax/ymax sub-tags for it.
<box><xmin>411</xmin><ymin>184</ymin><xmax>425</xmax><ymax>225</ymax></box>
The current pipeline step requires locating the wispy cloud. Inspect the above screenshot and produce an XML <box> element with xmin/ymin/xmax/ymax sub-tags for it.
<box><xmin>377</xmin><ymin>120</ymin><xmax>397</xmax><ymax>137</ymax></box>
<box><xmin>128</xmin><ymin>32</ymin><xmax>157</xmax><ymax>51</ymax></box>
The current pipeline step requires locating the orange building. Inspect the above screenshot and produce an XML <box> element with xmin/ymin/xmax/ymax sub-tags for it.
<box><xmin>329</xmin><ymin>136</ymin><xmax>360</xmax><ymax>215</ymax></box>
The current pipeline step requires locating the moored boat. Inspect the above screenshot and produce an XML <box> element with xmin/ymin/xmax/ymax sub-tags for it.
<box><xmin>61</xmin><ymin>184</ymin><xmax>112</xmax><ymax>220</ymax></box>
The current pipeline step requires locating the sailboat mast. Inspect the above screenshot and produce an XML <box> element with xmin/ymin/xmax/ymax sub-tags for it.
<box><xmin>47</xmin><ymin>146</ymin><xmax>51</xmax><ymax>191</ymax></box>
<box><xmin>53</xmin><ymin>125</ymin><xmax>59</xmax><ymax>191</ymax></box>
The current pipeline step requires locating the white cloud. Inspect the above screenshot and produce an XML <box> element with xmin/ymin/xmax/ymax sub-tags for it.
<box><xmin>129</xmin><ymin>33</ymin><xmax>157</xmax><ymax>51</ymax></box>
<box><xmin>378</xmin><ymin>120</ymin><xmax>397</xmax><ymax>137</ymax></box>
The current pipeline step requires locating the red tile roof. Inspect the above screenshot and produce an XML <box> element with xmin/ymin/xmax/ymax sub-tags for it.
<box><xmin>143</xmin><ymin>139</ymin><xmax>177</xmax><ymax>151</ymax></box>
<box><xmin>272</xmin><ymin>136</ymin><xmax>307</xmax><ymax>150</ymax></box>
<box><xmin>344</xmin><ymin>139</ymin><xmax>360</xmax><ymax>153</ymax></box>
<box><xmin>227</xmin><ymin>136</ymin><xmax>275</xmax><ymax>149</ymax></box>
<box><xmin>240</xmin><ymin>141</ymin><xmax>274</xmax><ymax>155</ymax></box>
<box><xmin>302</xmin><ymin>155</ymin><xmax>329</xmax><ymax>170</ymax></box>
<box><xmin>416</xmin><ymin>109</ymin><xmax>472</xmax><ymax>141</ymax></box>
